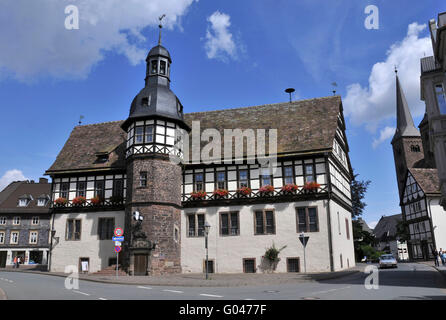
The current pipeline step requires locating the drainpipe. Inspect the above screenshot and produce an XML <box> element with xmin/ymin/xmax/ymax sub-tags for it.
<box><xmin>426</xmin><ymin>197</ymin><xmax>437</xmax><ymax>256</ymax></box>
<box><xmin>324</xmin><ymin>154</ymin><xmax>334</xmax><ymax>272</ymax></box>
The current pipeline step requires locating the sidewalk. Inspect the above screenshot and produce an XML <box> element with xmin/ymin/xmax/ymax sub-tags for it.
<box><xmin>0</xmin><ymin>264</ymin><xmax>365</xmax><ymax>287</ymax></box>
<box><xmin>418</xmin><ymin>260</ymin><xmax>446</xmax><ymax>280</ymax></box>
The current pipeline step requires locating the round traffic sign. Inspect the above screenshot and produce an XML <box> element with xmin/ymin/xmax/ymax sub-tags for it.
<box><xmin>114</xmin><ymin>227</ymin><xmax>123</xmax><ymax>237</ymax></box>
<box><xmin>114</xmin><ymin>246</ymin><xmax>122</xmax><ymax>253</ymax></box>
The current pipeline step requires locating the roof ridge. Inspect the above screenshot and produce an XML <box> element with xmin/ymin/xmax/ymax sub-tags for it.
<box><xmin>75</xmin><ymin>120</ymin><xmax>125</xmax><ymax>128</ymax></box>
<box><xmin>185</xmin><ymin>96</ymin><xmax>341</xmax><ymax>115</ymax></box>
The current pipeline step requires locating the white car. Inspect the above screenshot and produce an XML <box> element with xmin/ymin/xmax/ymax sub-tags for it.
<box><xmin>379</xmin><ymin>254</ymin><xmax>397</xmax><ymax>269</ymax></box>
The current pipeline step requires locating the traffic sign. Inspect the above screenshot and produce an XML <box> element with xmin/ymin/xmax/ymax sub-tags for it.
<box><xmin>299</xmin><ymin>234</ymin><xmax>309</xmax><ymax>247</ymax></box>
<box><xmin>112</xmin><ymin>236</ymin><xmax>124</xmax><ymax>242</ymax></box>
<box><xmin>115</xmin><ymin>241</ymin><xmax>122</xmax><ymax>246</ymax></box>
<box><xmin>114</xmin><ymin>246</ymin><xmax>122</xmax><ymax>253</ymax></box>
<box><xmin>114</xmin><ymin>227</ymin><xmax>123</xmax><ymax>237</ymax></box>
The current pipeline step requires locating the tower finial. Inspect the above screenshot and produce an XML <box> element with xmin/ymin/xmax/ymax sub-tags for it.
<box><xmin>158</xmin><ymin>14</ymin><xmax>166</xmax><ymax>45</ymax></box>
<box><xmin>394</xmin><ymin>65</ymin><xmax>398</xmax><ymax>74</ymax></box>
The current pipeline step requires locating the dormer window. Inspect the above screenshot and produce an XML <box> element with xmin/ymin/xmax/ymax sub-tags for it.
<box><xmin>37</xmin><ymin>197</ymin><xmax>48</xmax><ymax>207</ymax></box>
<box><xmin>160</xmin><ymin>60</ymin><xmax>166</xmax><ymax>75</ymax></box>
<box><xmin>18</xmin><ymin>195</ymin><xmax>32</xmax><ymax>207</ymax></box>
<box><xmin>95</xmin><ymin>153</ymin><xmax>109</xmax><ymax>163</ymax></box>
<box><xmin>142</xmin><ymin>97</ymin><xmax>149</xmax><ymax>107</ymax></box>
<box><xmin>151</xmin><ymin>60</ymin><xmax>158</xmax><ymax>74</ymax></box>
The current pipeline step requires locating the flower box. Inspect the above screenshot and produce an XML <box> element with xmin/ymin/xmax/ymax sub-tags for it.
<box><xmin>303</xmin><ymin>181</ymin><xmax>320</xmax><ymax>191</ymax></box>
<box><xmin>109</xmin><ymin>195</ymin><xmax>124</xmax><ymax>204</ymax></box>
<box><xmin>90</xmin><ymin>196</ymin><xmax>104</xmax><ymax>205</ymax></box>
<box><xmin>259</xmin><ymin>185</ymin><xmax>274</xmax><ymax>196</ymax></box>
<box><xmin>281</xmin><ymin>184</ymin><xmax>298</xmax><ymax>193</ymax></box>
<box><xmin>236</xmin><ymin>187</ymin><xmax>252</xmax><ymax>196</ymax></box>
<box><xmin>190</xmin><ymin>191</ymin><xmax>207</xmax><ymax>200</ymax></box>
<box><xmin>213</xmin><ymin>189</ymin><xmax>229</xmax><ymax>198</ymax></box>
<box><xmin>72</xmin><ymin>196</ymin><xmax>87</xmax><ymax>206</ymax></box>
<box><xmin>54</xmin><ymin>197</ymin><xmax>68</xmax><ymax>206</ymax></box>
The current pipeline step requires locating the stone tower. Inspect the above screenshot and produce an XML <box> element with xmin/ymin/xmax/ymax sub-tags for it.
<box><xmin>391</xmin><ymin>75</ymin><xmax>424</xmax><ymax>197</ymax></box>
<box><xmin>121</xmin><ymin>26</ymin><xmax>189</xmax><ymax>275</ymax></box>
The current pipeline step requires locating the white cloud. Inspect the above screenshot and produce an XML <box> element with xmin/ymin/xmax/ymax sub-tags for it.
<box><xmin>372</xmin><ymin>126</ymin><xmax>395</xmax><ymax>149</ymax></box>
<box><xmin>344</xmin><ymin>23</ymin><xmax>432</xmax><ymax>132</ymax></box>
<box><xmin>0</xmin><ymin>169</ymin><xmax>27</xmax><ymax>192</ymax></box>
<box><xmin>368</xmin><ymin>221</ymin><xmax>378</xmax><ymax>229</ymax></box>
<box><xmin>204</xmin><ymin>11</ymin><xmax>240</xmax><ymax>62</ymax></box>
<box><xmin>0</xmin><ymin>0</ymin><xmax>197</xmax><ymax>82</ymax></box>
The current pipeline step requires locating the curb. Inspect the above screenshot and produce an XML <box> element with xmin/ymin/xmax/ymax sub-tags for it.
<box><xmin>0</xmin><ymin>269</ymin><xmax>360</xmax><ymax>287</ymax></box>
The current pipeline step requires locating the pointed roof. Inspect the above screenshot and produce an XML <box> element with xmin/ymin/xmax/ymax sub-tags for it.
<box><xmin>392</xmin><ymin>76</ymin><xmax>420</xmax><ymax>143</ymax></box>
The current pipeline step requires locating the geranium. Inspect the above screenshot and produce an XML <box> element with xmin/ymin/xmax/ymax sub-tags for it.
<box><xmin>190</xmin><ymin>191</ymin><xmax>207</xmax><ymax>200</ymax></box>
<box><xmin>236</xmin><ymin>187</ymin><xmax>252</xmax><ymax>196</ymax></box>
<box><xmin>54</xmin><ymin>197</ymin><xmax>68</xmax><ymax>206</ymax></box>
<box><xmin>259</xmin><ymin>185</ymin><xmax>274</xmax><ymax>195</ymax></box>
<box><xmin>281</xmin><ymin>184</ymin><xmax>298</xmax><ymax>193</ymax></box>
<box><xmin>72</xmin><ymin>196</ymin><xmax>86</xmax><ymax>206</ymax></box>
<box><xmin>213</xmin><ymin>189</ymin><xmax>229</xmax><ymax>197</ymax></box>
<box><xmin>90</xmin><ymin>196</ymin><xmax>104</xmax><ymax>205</ymax></box>
<box><xmin>303</xmin><ymin>181</ymin><xmax>320</xmax><ymax>191</ymax></box>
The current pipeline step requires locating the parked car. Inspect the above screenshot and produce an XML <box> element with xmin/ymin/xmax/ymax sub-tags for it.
<box><xmin>379</xmin><ymin>254</ymin><xmax>397</xmax><ymax>269</ymax></box>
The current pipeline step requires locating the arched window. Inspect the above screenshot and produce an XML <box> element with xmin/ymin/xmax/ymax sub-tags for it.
<box><xmin>151</xmin><ymin>60</ymin><xmax>158</xmax><ymax>74</ymax></box>
<box><xmin>160</xmin><ymin>60</ymin><xmax>166</xmax><ymax>75</ymax></box>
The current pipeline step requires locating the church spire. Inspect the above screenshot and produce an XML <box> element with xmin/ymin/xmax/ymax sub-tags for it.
<box><xmin>392</xmin><ymin>73</ymin><xmax>420</xmax><ymax>143</ymax></box>
<box><xmin>158</xmin><ymin>14</ymin><xmax>165</xmax><ymax>46</ymax></box>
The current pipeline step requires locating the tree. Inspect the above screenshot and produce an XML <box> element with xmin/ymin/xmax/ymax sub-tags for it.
<box><xmin>395</xmin><ymin>220</ymin><xmax>410</xmax><ymax>242</ymax></box>
<box><xmin>351</xmin><ymin>171</ymin><xmax>371</xmax><ymax>218</ymax></box>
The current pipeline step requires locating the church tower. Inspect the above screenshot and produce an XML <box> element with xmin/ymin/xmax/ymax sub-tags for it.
<box><xmin>121</xmin><ymin>22</ymin><xmax>189</xmax><ymax>275</ymax></box>
<box><xmin>391</xmin><ymin>74</ymin><xmax>424</xmax><ymax>196</ymax></box>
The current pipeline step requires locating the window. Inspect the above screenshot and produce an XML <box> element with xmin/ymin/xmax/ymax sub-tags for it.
<box><xmin>238</xmin><ymin>170</ymin><xmax>249</xmax><ymax>188</ymax></box>
<box><xmin>296</xmin><ymin>207</ymin><xmax>319</xmax><ymax>232</ymax></box>
<box><xmin>32</xmin><ymin>217</ymin><xmax>39</xmax><ymax>225</ymax></box>
<box><xmin>220</xmin><ymin>212</ymin><xmax>239</xmax><ymax>236</ymax></box>
<box><xmin>98</xmin><ymin>218</ymin><xmax>114</xmax><ymax>240</ymax></box>
<box><xmin>0</xmin><ymin>232</ymin><xmax>4</xmax><ymax>244</ymax></box>
<box><xmin>203</xmin><ymin>260</ymin><xmax>214</xmax><ymax>273</ymax></box>
<box><xmin>216</xmin><ymin>171</ymin><xmax>226</xmax><ymax>190</ymax></box>
<box><xmin>283</xmin><ymin>166</ymin><xmax>294</xmax><ymax>185</ymax></box>
<box><xmin>66</xmin><ymin>219</ymin><xmax>81</xmax><ymax>241</ymax></box>
<box><xmin>145</xmin><ymin>125</ymin><xmax>154</xmax><ymax>143</ymax></box>
<box><xmin>60</xmin><ymin>182</ymin><xmax>69</xmax><ymax>199</ymax></box>
<box><xmin>95</xmin><ymin>180</ymin><xmax>105</xmax><ymax>199</ymax></box>
<box><xmin>29</xmin><ymin>231</ymin><xmax>38</xmax><ymax>244</ymax></box>
<box><xmin>243</xmin><ymin>258</ymin><xmax>256</xmax><ymax>273</ymax></box>
<box><xmin>345</xmin><ymin>218</ymin><xmax>350</xmax><ymax>240</ymax></box>
<box><xmin>187</xmin><ymin>213</ymin><xmax>205</xmax><ymax>237</ymax></box>
<box><xmin>151</xmin><ymin>60</ymin><xmax>158</xmax><ymax>74</ymax></box>
<box><xmin>287</xmin><ymin>258</ymin><xmax>300</xmax><ymax>273</ymax></box>
<box><xmin>140</xmin><ymin>172</ymin><xmax>147</xmax><ymax>187</ymax></box>
<box><xmin>135</xmin><ymin>126</ymin><xmax>144</xmax><ymax>144</ymax></box>
<box><xmin>77</xmin><ymin>181</ymin><xmax>86</xmax><ymax>197</ymax></box>
<box><xmin>113</xmin><ymin>179</ymin><xmax>124</xmax><ymax>197</ymax></box>
<box><xmin>13</xmin><ymin>217</ymin><xmax>20</xmax><ymax>225</ymax></box>
<box><xmin>174</xmin><ymin>225</ymin><xmax>179</xmax><ymax>242</ymax></box>
<box><xmin>10</xmin><ymin>231</ymin><xmax>19</xmax><ymax>244</ymax></box>
<box><xmin>411</xmin><ymin>145</ymin><xmax>421</xmax><ymax>152</ymax></box>
<box><xmin>0</xmin><ymin>217</ymin><xmax>5</xmax><ymax>225</ymax></box>
<box><xmin>435</xmin><ymin>84</ymin><xmax>446</xmax><ymax>114</ymax></box>
<box><xmin>18</xmin><ymin>198</ymin><xmax>29</xmax><ymax>207</ymax></box>
<box><xmin>37</xmin><ymin>198</ymin><xmax>47</xmax><ymax>207</ymax></box>
<box><xmin>141</xmin><ymin>97</ymin><xmax>149</xmax><ymax>106</ymax></box>
<box><xmin>194</xmin><ymin>173</ymin><xmax>204</xmax><ymax>192</ymax></box>
<box><xmin>254</xmin><ymin>210</ymin><xmax>275</xmax><ymax>235</ymax></box>
<box><xmin>160</xmin><ymin>60</ymin><xmax>166</xmax><ymax>75</ymax></box>
<box><xmin>304</xmin><ymin>164</ymin><xmax>315</xmax><ymax>183</ymax></box>
<box><xmin>260</xmin><ymin>168</ymin><xmax>272</xmax><ymax>186</ymax></box>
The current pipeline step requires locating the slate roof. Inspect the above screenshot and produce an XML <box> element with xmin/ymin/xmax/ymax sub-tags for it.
<box><xmin>46</xmin><ymin>96</ymin><xmax>343</xmax><ymax>174</ymax></box>
<box><xmin>356</xmin><ymin>218</ymin><xmax>373</xmax><ymax>234</ymax></box>
<box><xmin>373</xmin><ymin>214</ymin><xmax>402</xmax><ymax>242</ymax></box>
<box><xmin>0</xmin><ymin>180</ymin><xmax>51</xmax><ymax>213</ymax></box>
<box><xmin>409</xmin><ymin>168</ymin><xmax>441</xmax><ymax>195</ymax></box>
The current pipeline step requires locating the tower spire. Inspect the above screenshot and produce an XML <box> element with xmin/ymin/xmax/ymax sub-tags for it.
<box><xmin>392</xmin><ymin>73</ymin><xmax>420</xmax><ymax>143</ymax></box>
<box><xmin>158</xmin><ymin>14</ymin><xmax>166</xmax><ymax>45</ymax></box>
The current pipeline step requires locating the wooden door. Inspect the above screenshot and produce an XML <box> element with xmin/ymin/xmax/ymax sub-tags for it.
<box><xmin>134</xmin><ymin>254</ymin><xmax>148</xmax><ymax>276</ymax></box>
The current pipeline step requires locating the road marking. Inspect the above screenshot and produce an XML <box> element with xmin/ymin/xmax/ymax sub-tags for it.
<box><xmin>163</xmin><ymin>289</ymin><xmax>183</xmax><ymax>294</ymax></box>
<box><xmin>310</xmin><ymin>286</ymin><xmax>351</xmax><ymax>295</ymax></box>
<box><xmin>7</xmin><ymin>280</ymin><xmax>13</xmax><ymax>283</ymax></box>
<box><xmin>137</xmin><ymin>286</ymin><xmax>153</xmax><ymax>290</ymax></box>
<box><xmin>244</xmin><ymin>298</ymin><xmax>255</xmax><ymax>300</ymax></box>
<box><xmin>98</xmin><ymin>298</ymin><xmax>107</xmax><ymax>300</ymax></box>
<box><xmin>200</xmin><ymin>294</ymin><xmax>223</xmax><ymax>298</ymax></box>
<box><xmin>73</xmin><ymin>290</ymin><xmax>90</xmax><ymax>296</ymax></box>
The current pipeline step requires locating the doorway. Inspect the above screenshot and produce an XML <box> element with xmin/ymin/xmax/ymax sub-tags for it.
<box><xmin>0</xmin><ymin>252</ymin><xmax>6</xmax><ymax>268</ymax></box>
<box><xmin>134</xmin><ymin>254</ymin><xmax>148</xmax><ymax>276</ymax></box>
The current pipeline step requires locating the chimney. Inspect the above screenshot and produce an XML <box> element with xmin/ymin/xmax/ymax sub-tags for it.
<box><xmin>39</xmin><ymin>178</ymin><xmax>48</xmax><ymax>184</ymax></box>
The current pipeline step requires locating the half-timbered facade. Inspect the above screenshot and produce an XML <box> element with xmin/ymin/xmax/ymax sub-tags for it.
<box><xmin>45</xmin><ymin>36</ymin><xmax>355</xmax><ymax>274</ymax></box>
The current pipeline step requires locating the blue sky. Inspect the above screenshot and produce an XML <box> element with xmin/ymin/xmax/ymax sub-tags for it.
<box><xmin>0</xmin><ymin>0</ymin><xmax>444</xmax><ymax>228</ymax></box>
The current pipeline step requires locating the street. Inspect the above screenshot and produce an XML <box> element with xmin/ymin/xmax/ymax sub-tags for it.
<box><xmin>0</xmin><ymin>263</ymin><xmax>445</xmax><ymax>300</ymax></box>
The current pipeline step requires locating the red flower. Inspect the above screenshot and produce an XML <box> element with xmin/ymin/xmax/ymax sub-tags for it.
<box><xmin>90</xmin><ymin>196</ymin><xmax>104</xmax><ymax>205</ymax></box>
<box><xmin>237</xmin><ymin>187</ymin><xmax>252</xmax><ymax>196</ymax></box>
<box><xmin>281</xmin><ymin>184</ymin><xmax>298</xmax><ymax>192</ymax></box>
<box><xmin>213</xmin><ymin>189</ymin><xmax>229</xmax><ymax>197</ymax></box>
<box><xmin>54</xmin><ymin>197</ymin><xmax>68</xmax><ymax>206</ymax></box>
<box><xmin>303</xmin><ymin>181</ymin><xmax>320</xmax><ymax>191</ymax></box>
<box><xmin>191</xmin><ymin>191</ymin><xmax>207</xmax><ymax>200</ymax></box>
<box><xmin>72</xmin><ymin>196</ymin><xmax>86</xmax><ymax>206</ymax></box>
<box><xmin>259</xmin><ymin>185</ymin><xmax>274</xmax><ymax>194</ymax></box>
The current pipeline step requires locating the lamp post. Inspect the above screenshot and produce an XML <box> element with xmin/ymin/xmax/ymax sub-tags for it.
<box><xmin>204</xmin><ymin>221</ymin><xmax>211</xmax><ymax>280</ymax></box>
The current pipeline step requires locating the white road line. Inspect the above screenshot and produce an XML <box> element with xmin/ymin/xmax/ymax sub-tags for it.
<box><xmin>163</xmin><ymin>289</ymin><xmax>184</xmax><ymax>294</ymax></box>
<box><xmin>137</xmin><ymin>286</ymin><xmax>153</xmax><ymax>290</ymax></box>
<box><xmin>73</xmin><ymin>290</ymin><xmax>91</xmax><ymax>296</ymax></box>
<box><xmin>7</xmin><ymin>280</ymin><xmax>13</xmax><ymax>283</ymax></box>
<box><xmin>200</xmin><ymin>294</ymin><xmax>223</xmax><ymax>298</ymax></box>
<box><xmin>244</xmin><ymin>298</ymin><xmax>255</xmax><ymax>300</ymax></box>
<box><xmin>310</xmin><ymin>286</ymin><xmax>351</xmax><ymax>295</ymax></box>
<box><xmin>98</xmin><ymin>298</ymin><xmax>107</xmax><ymax>300</ymax></box>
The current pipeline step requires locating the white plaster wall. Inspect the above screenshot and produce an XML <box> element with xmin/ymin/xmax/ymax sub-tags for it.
<box><xmin>428</xmin><ymin>197</ymin><xmax>446</xmax><ymax>251</ymax></box>
<box><xmin>50</xmin><ymin>210</ymin><xmax>125</xmax><ymax>273</ymax></box>
<box><xmin>329</xmin><ymin>200</ymin><xmax>355</xmax><ymax>271</ymax></box>
<box><xmin>181</xmin><ymin>200</ymin><xmax>331</xmax><ymax>273</ymax></box>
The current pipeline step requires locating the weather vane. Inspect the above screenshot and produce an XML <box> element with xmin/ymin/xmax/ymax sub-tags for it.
<box><xmin>78</xmin><ymin>115</ymin><xmax>84</xmax><ymax>125</ymax></box>
<box><xmin>331</xmin><ymin>82</ymin><xmax>338</xmax><ymax>95</ymax></box>
<box><xmin>394</xmin><ymin>65</ymin><xmax>398</xmax><ymax>74</ymax></box>
<box><xmin>158</xmin><ymin>14</ymin><xmax>166</xmax><ymax>45</ymax></box>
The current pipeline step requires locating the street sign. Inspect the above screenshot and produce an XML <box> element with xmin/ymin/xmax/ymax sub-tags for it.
<box><xmin>299</xmin><ymin>235</ymin><xmax>309</xmax><ymax>247</ymax></box>
<box><xmin>114</xmin><ymin>227</ymin><xmax>123</xmax><ymax>237</ymax></box>
<box><xmin>112</xmin><ymin>236</ymin><xmax>124</xmax><ymax>242</ymax></box>
<box><xmin>115</xmin><ymin>241</ymin><xmax>122</xmax><ymax>246</ymax></box>
<box><xmin>114</xmin><ymin>246</ymin><xmax>122</xmax><ymax>253</ymax></box>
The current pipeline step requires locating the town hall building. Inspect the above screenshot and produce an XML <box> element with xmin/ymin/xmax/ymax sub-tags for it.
<box><xmin>45</xmin><ymin>30</ymin><xmax>355</xmax><ymax>275</ymax></box>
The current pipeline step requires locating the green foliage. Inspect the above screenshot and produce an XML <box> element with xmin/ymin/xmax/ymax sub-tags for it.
<box><xmin>352</xmin><ymin>219</ymin><xmax>377</xmax><ymax>261</ymax></box>
<box><xmin>396</xmin><ymin>220</ymin><xmax>410</xmax><ymax>242</ymax></box>
<box><xmin>351</xmin><ymin>171</ymin><xmax>371</xmax><ymax>218</ymax></box>
<box><xmin>264</xmin><ymin>243</ymin><xmax>287</xmax><ymax>262</ymax></box>
<box><xmin>358</xmin><ymin>244</ymin><xmax>385</xmax><ymax>262</ymax></box>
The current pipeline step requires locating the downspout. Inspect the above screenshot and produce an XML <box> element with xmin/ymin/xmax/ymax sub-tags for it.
<box><xmin>426</xmin><ymin>197</ymin><xmax>437</xmax><ymax>255</ymax></box>
<box><xmin>325</xmin><ymin>154</ymin><xmax>334</xmax><ymax>272</ymax></box>
<box><xmin>48</xmin><ymin>178</ymin><xmax>55</xmax><ymax>272</ymax></box>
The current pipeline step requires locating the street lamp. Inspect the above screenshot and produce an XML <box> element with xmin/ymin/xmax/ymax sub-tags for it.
<box><xmin>204</xmin><ymin>221</ymin><xmax>211</xmax><ymax>280</ymax></box>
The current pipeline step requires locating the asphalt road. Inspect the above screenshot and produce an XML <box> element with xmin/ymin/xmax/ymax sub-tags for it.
<box><xmin>0</xmin><ymin>262</ymin><xmax>445</xmax><ymax>300</ymax></box>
